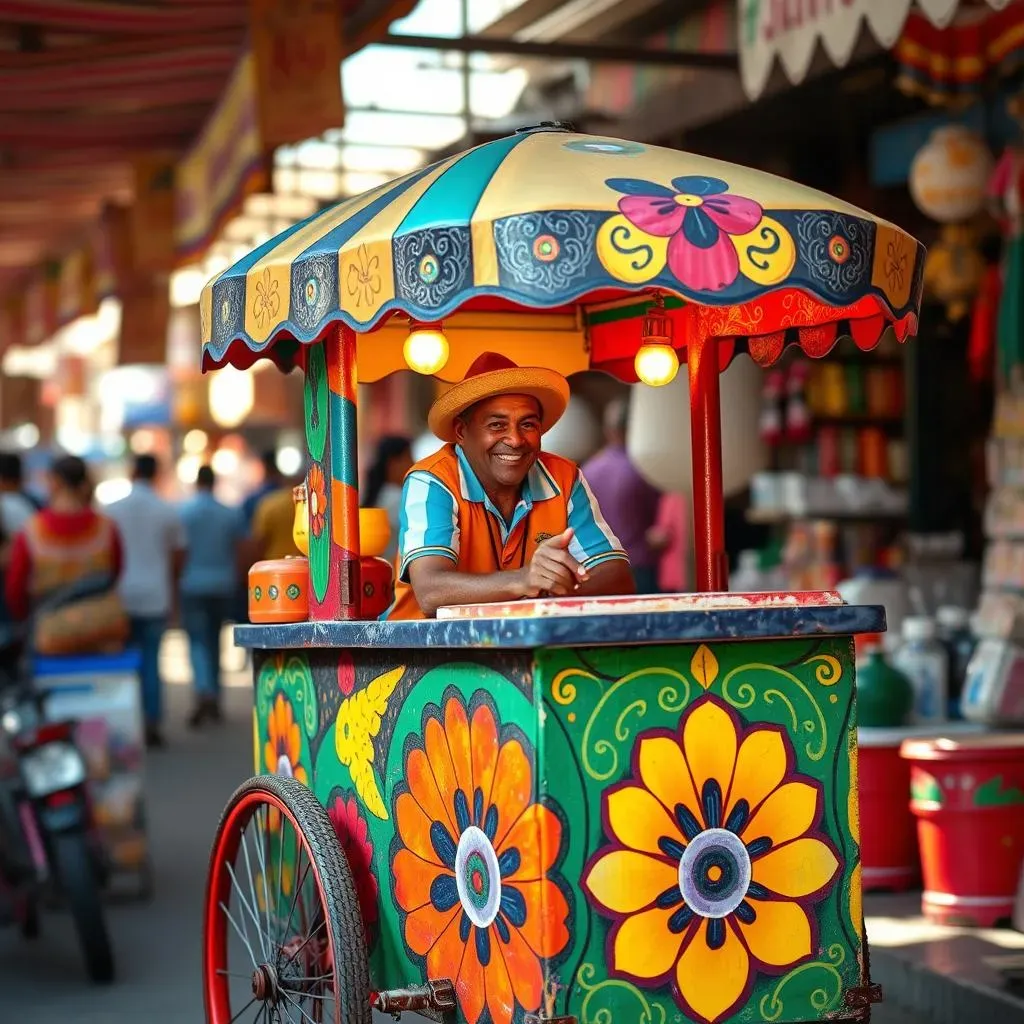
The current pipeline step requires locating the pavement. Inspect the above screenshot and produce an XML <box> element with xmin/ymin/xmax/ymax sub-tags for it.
<box><xmin>0</xmin><ymin>632</ymin><xmax>977</xmax><ymax>1023</ymax></box>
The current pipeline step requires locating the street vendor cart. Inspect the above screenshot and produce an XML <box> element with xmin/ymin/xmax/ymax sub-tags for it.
<box><xmin>199</xmin><ymin>125</ymin><xmax>924</xmax><ymax>1024</ymax></box>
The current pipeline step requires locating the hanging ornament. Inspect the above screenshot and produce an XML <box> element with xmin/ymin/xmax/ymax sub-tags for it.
<box><xmin>923</xmin><ymin>222</ymin><xmax>987</xmax><ymax>321</ymax></box>
<box><xmin>910</xmin><ymin>126</ymin><xmax>993</xmax><ymax>223</ymax></box>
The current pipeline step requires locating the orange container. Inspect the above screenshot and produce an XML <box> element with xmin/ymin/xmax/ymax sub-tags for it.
<box><xmin>248</xmin><ymin>557</ymin><xmax>309</xmax><ymax>624</ymax></box>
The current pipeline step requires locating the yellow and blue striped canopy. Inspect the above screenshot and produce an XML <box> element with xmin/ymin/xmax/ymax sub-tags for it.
<box><xmin>200</xmin><ymin>126</ymin><xmax>924</xmax><ymax>372</ymax></box>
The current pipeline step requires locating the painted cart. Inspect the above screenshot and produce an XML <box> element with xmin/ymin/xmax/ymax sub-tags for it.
<box><xmin>198</xmin><ymin>126</ymin><xmax>925</xmax><ymax>1024</ymax></box>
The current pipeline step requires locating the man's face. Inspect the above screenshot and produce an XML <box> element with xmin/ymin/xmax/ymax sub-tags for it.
<box><xmin>454</xmin><ymin>394</ymin><xmax>542</xmax><ymax>490</ymax></box>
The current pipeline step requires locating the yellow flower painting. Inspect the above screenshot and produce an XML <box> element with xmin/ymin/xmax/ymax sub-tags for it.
<box><xmin>581</xmin><ymin>696</ymin><xmax>840</xmax><ymax>1023</ymax></box>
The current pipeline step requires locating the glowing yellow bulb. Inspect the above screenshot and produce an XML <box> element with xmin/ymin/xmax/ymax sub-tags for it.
<box><xmin>403</xmin><ymin>326</ymin><xmax>450</xmax><ymax>375</ymax></box>
<box><xmin>635</xmin><ymin>343</ymin><xmax>679</xmax><ymax>387</ymax></box>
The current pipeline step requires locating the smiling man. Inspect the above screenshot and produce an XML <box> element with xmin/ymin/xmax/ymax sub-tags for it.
<box><xmin>384</xmin><ymin>352</ymin><xmax>635</xmax><ymax>619</ymax></box>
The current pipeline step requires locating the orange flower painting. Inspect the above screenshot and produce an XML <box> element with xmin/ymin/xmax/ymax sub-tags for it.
<box><xmin>390</xmin><ymin>691</ymin><xmax>570</xmax><ymax>1024</ymax></box>
<box><xmin>582</xmin><ymin>697</ymin><xmax>840</xmax><ymax>1024</ymax></box>
<box><xmin>307</xmin><ymin>463</ymin><xmax>327</xmax><ymax>538</ymax></box>
<box><xmin>265</xmin><ymin>692</ymin><xmax>308</xmax><ymax>787</ymax></box>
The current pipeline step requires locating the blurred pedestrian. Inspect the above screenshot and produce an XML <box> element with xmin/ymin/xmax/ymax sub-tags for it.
<box><xmin>107</xmin><ymin>454</ymin><xmax>186</xmax><ymax>749</ymax></box>
<box><xmin>233</xmin><ymin>450</ymin><xmax>284</xmax><ymax>636</ymax></box>
<box><xmin>0</xmin><ymin>452</ymin><xmax>37</xmax><ymax>643</ymax></box>
<box><xmin>362</xmin><ymin>435</ymin><xmax>413</xmax><ymax>564</ymax></box>
<box><xmin>242</xmin><ymin>450</ymin><xmax>283</xmax><ymax>530</ymax></box>
<box><xmin>179</xmin><ymin>465</ymin><xmax>246</xmax><ymax>727</ymax></box>
<box><xmin>250</xmin><ymin>464</ymin><xmax>300</xmax><ymax>562</ymax></box>
<box><xmin>582</xmin><ymin>397</ymin><xmax>663</xmax><ymax>594</ymax></box>
<box><xmin>5</xmin><ymin>455</ymin><xmax>127</xmax><ymax>654</ymax></box>
<box><xmin>647</xmin><ymin>491</ymin><xmax>691</xmax><ymax>594</ymax></box>
<box><xmin>0</xmin><ymin>451</ymin><xmax>39</xmax><ymax>534</ymax></box>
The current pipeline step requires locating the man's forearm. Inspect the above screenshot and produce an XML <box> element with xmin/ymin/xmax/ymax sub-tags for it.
<box><xmin>576</xmin><ymin>558</ymin><xmax>636</xmax><ymax>598</ymax></box>
<box><xmin>411</xmin><ymin>566</ymin><xmax>527</xmax><ymax>617</ymax></box>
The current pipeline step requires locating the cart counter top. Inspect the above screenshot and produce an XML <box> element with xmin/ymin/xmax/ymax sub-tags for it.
<box><xmin>235</xmin><ymin>591</ymin><xmax>885</xmax><ymax>650</ymax></box>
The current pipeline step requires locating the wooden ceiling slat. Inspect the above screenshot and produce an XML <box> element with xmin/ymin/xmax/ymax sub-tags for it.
<box><xmin>0</xmin><ymin>1</ymin><xmax>246</xmax><ymax>35</ymax></box>
<box><xmin>0</xmin><ymin>104</ymin><xmax>209</xmax><ymax>143</ymax></box>
<box><xmin>0</xmin><ymin>30</ymin><xmax>242</xmax><ymax>69</ymax></box>
<box><xmin>0</xmin><ymin>73</ymin><xmax>229</xmax><ymax>112</ymax></box>
<box><xmin>0</xmin><ymin>47</ymin><xmax>238</xmax><ymax>90</ymax></box>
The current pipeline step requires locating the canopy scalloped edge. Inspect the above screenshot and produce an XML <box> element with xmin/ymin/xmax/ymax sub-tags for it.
<box><xmin>198</xmin><ymin>130</ymin><xmax>926</xmax><ymax>376</ymax></box>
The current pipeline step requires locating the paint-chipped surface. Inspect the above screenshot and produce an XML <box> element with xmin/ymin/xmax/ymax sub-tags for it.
<box><xmin>235</xmin><ymin>603</ymin><xmax>885</xmax><ymax>650</ymax></box>
<box><xmin>436</xmin><ymin>590</ymin><xmax>846</xmax><ymax>620</ymax></box>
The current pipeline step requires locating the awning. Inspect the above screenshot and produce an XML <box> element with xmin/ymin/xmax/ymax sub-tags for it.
<box><xmin>740</xmin><ymin>0</ymin><xmax>1013</xmax><ymax>100</ymax></box>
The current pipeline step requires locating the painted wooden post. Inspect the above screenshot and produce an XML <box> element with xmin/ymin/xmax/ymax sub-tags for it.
<box><xmin>688</xmin><ymin>334</ymin><xmax>728</xmax><ymax>593</ymax></box>
<box><xmin>303</xmin><ymin>322</ymin><xmax>361</xmax><ymax>620</ymax></box>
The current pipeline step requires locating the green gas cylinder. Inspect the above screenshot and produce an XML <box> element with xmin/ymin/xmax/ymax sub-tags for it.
<box><xmin>857</xmin><ymin>646</ymin><xmax>914</xmax><ymax>727</ymax></box>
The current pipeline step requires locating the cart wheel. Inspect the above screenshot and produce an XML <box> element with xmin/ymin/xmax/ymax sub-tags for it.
<box><xmin>204</xmin><ymin>774</ymin><xmax>371</xmax><ymax>1024</ymax></box>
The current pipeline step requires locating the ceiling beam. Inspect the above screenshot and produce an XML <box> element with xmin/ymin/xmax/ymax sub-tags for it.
<box><xmin>377</xmin><ymin>32</ymin><xmax>737</xmax><ymax>69</ymax></box>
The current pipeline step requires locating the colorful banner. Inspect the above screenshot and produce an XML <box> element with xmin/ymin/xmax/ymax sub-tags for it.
<box><xmin>0</xmin><ymin>294</ymin><xmax>24</xmax><ymax>354</ymax></box>
<box><xmin>93</xmin><ymin>204</ymin><xmax>134</xmax><ymax>301</ymax></box>
<box><xmin>131</xmin><ymin>154</ymin><xmax>178</xmax><ymax>274</ymax></box>
<box><xmin>0</xmin><ymin>374</ymin><xmax>39</xmax><ymax>430</ymax></box>
<box><xmin>739</xmin><ymin>0</ymin><xmax>1013</xmax><ymax>100</ymax></box>
<box><xmin>118</xmin><ymin>278</ymin><xmax>171</xmax><ymax>366</ymax></box>
<box><xmin>57</xmin><ymin>247</ymin><xmax>98</xmax><ymax>327</ymax></box>
<box><xmin>250</xmin><ymin>0</ymin><xmax>345</xmax><ymax>148</ymax></box>
<box><xmin>174</xmin><ymin>52</ymin><xmax>269</xmax><ymax>264</ymax></box>
<box><xmin>23</xmin><ymin>262</ymin><xmax>60</xmax><ymax>346</ymax></box>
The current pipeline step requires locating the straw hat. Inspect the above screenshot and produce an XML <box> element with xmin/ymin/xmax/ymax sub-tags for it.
<box><xmin>427</xmin><ymin>352</ymin><xmax>570</xmax><ymax>443</ymax></box>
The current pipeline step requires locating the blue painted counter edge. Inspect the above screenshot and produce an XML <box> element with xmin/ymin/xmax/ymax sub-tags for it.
<box><xmin>234</xmin><ymin>604</ymin><xmax>886</xmax><ymax>650</ymax></box>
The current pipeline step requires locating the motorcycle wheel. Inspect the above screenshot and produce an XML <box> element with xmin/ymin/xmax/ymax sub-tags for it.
<box><xmin>51</xmin><ymin>833</ymin><xmax>114</xmax><ymax>984</ymax></box>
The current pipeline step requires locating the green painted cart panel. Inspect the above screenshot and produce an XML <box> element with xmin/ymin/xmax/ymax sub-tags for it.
<box><xmin>252</xmin><ymin>634</ymin><xmax>864</xmax><ymax>1024</ymax></box>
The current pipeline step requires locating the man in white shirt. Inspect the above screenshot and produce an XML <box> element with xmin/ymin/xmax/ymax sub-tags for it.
<box><xmin>107</xmin><ymin>454</ymin><xmax>186</xmax><ymax>749</ymax></box>
<box><xmin>0</xmin><ymin>452</ymin><xmax>37</xmax><ymax>643</ymax></box>
<box><xmin>0</xmin><ymin>452</ymin><xmax>38</xmax><ymax>537</ymax></box>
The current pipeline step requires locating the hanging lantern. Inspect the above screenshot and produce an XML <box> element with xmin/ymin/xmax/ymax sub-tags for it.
<box><xmin>634</xmin><ymin>294</ymin><xmax>680</xmax><ymax>387</ymax></box>
<box><xmin>909</xmin><ymin>126</ymin><xmax>993</xmax><ymax>224</ymax></box>
<box><xmin>403</xmin><ymin>322</ymin><xmax>450</xmax><ymax>375</ymax></box>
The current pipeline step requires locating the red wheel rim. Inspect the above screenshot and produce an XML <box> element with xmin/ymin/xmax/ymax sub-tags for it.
<box><xmin>204</xmin><ymin>788</ymin><xmax>339</xmax><ymax>1023</ymax></box>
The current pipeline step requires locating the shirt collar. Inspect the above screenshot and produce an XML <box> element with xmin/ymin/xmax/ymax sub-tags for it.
<box><xmin>453</xmin><ymin>445</ymin><xmax>562</xmax><ymax>508</ymax></box>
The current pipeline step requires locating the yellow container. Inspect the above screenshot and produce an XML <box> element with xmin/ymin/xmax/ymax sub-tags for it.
<box><xmin>359</xmin><ymin>506</ymin><xmax>391</xmax><ymax>558</ymax></box>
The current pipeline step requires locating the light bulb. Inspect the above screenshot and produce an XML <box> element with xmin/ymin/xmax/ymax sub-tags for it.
<box><xmin>635</xmin><ymin>343</ymin><xmax>680</xmax><ymax>387</ymax></box>
<box><xmin>403</xmin><ymin>325</ymin><xmax>450</xmax><ymax>375</ymax></box>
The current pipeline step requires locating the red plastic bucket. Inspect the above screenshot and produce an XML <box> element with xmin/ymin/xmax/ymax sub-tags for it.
<box><xmin>858</xmin><ymin>728</ymin><xmax>919</xmax><ymax>891</ymax></box>
<box><xmin>901</xmin><ymin>732</ymin><xmax>1024</xmax><ymax>927</ymax></box>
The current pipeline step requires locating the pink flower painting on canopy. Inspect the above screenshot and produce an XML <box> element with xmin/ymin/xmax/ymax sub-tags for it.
<box><xmin>607</xmin><ymin>176</ymin><xmax>763</xmax><ymax>292</ymax></box>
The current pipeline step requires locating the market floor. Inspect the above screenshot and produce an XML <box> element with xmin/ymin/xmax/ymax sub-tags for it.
<box><xmin>0</xmin><ymin>632</ymin><xmax>943</xmax><ymax>1024</ymax></box>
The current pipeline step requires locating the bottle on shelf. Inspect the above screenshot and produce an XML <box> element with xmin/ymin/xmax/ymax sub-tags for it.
<box><xmin>892</xmin><ymin>616</ymin><xmax>949</xmax><ymax>725</ymax></box>
<box><xmin>935</xmin><ymin>606</ymin><xmax>976</xmax><ymax>720</ymax></box>
<box><xmin>731</xmin><ymin>550</ymin><xmax>765</xmax><ymax>592</ymax></box>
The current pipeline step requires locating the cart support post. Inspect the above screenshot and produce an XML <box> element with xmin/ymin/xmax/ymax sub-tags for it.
<box><xmin>687</xmin><ymin>335</ymin><xmax>728</xmax><ymax>592</ymax></box>
<box><xmin>305</xmin><ymin>323</ymin><xmax>361</xmax><ymax>620</ymax></box>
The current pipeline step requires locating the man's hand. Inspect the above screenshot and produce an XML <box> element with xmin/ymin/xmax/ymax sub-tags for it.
<box><xmin>519</xmin><ymin>528</ymin><xmax>589</xmax><ymax>598</ymax></box>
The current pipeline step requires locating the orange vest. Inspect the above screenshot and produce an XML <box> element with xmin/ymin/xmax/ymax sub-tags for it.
<box><xmin>386</xmin><ymin>445</ymin><xmax>580</xmax><ymax>620</ymax></box>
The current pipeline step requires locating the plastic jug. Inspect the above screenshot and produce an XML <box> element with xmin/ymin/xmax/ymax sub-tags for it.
<box><xmin>892</xmin><ymin>616</ymin><xmax>949</xmax><ymax>725</ymax></box>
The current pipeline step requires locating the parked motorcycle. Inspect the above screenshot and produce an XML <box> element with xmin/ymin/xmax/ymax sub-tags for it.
<box><xmin>0</xmin><ymin>575</ymin><xmax>115</xmax><ymax>984</ymax></box>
